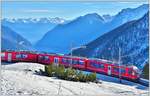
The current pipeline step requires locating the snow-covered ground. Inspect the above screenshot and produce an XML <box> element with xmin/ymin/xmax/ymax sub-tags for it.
<box><xmin>1</xmin><ymin>62</ymin><xmax>149</xmax><ymax>96</ymax></box>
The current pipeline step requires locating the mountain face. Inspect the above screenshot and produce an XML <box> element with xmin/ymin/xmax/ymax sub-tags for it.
<box><xmin>103</xmin><ymin>4</ymin><xmax>149</xmax><ymax>33</ymax></box>
<box><xmin>2</xmin><ymin>17</ymin><xmax>66</xmax><ymax>44</ymax></box>
<box><xmin>36</xmin><ymin>4</ymin><xmax>148</xmax><ymax>54</ymax></box>
<box><xmin>73</xmin><ymin>13</ymin><xmax>149</xmax><ymax>70</ymax></box>
<box><xmin>1</xmin><ymin>26</ymin><xmax>32</xmax><ymax>50</ymax></box>
<box><xmin>35</xmin><ymin>13</ymin><xmax>105</xmax><ymax>53</ymax></box>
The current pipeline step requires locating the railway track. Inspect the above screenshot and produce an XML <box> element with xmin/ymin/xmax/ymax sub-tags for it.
<box><xmin>138</xmin><ymin>78</ymin><xmax>149</xmax><ymax>87</ymax></box>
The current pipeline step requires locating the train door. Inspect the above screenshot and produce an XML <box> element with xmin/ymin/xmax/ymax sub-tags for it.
<box><xmin>8</xmin><ymin>53</ymin><xmax>12</xmax><ymax>62</ymax></box>
<box><xmin>54</xmin><ymin>57</ymin><xmax>59</xmax><ymax>66</ymax></box>
<box><xmin>108</xmin><ymin>66</ymin><xmax>111</xmax><ymax>75</ymax></box>
<box><xmin>1</xmin><ymin>52</ymin><xmax>5</xmax><ymax>61</ymax></box>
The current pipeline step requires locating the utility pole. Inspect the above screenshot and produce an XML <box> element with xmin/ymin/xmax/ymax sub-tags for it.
<box><xmin>70</xmin><ymin>42</ymin><xmax>73</xmax><ymax>68</ymax></box>
<box><xmin>70</xmin><ymin>42</ymin><xmax>86</xmax><ymax>68</ymax></box>
<box><xmin>118</xmin><ymin>47</ymin><xmax>122</xmax><ymax>83</ymax></box>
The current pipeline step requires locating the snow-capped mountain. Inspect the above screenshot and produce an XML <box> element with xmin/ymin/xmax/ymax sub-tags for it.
<box><xmin>2</xmin><ymin>17</ymin><xmax>66</xmax><ymax>24</ymax></box>
<box><xmin>103</xmin><ymin>4</ymin><xmax>149</xmax><ymax>32</ymax></box>
<box><xmin>102</xmin><ymin>14</ymin><xmax>114</xmax><ymax>22</ymax></box>
<box><xmin>2</xmin><ymin>17</ymin><xmax>67</xmax><ymax>44</ymax></box>
<box><xmin>1</xmin><ymin>26</ymin><xmax>32</xmax><ymax>50</ymax></box>
<box><xmin>35</xmin><ymin>13</ymin><xmax>105</xmax><ymax>53</ymax></box>
<box><xmin>35</xmin><ymin>4</ymin><xmax>148</xmax><ymax>54</ymax></box>
<box><xmin>73</xmin><ymin>12</ymin><xmax>149</xmax><ymax>70</ymax></box>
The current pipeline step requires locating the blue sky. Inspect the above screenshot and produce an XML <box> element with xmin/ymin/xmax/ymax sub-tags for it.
<box><xmin>2</xmin><ymin>1</ymin><xmax>148</xmax><ymax>20</ymax></box>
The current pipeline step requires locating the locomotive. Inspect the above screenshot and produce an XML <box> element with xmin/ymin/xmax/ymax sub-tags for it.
<box><xmin>1</xmin><ymin>51</ymin><xmax>140</xmax><ymax>81</ymax></box>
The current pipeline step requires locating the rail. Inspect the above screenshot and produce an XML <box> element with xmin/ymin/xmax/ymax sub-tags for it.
<box><xmin>138</xmin><ymin>78</ymin><xmax>149</xmax><ymax>87</ymax></box>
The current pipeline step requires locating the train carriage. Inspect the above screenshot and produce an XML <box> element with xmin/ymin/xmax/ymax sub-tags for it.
<box><xmin>59</xmin><ymin>56</ymin><xmax>87</xmax><ymax>70</ymax></box>
<box><xmin>15</xmin><ymin>51</ymin><xmax>38</xmax><ymax>62</ymax></box>
<box><xmin>86</xmin><ymin>58</ymin><xmax>140</xmax><ymax>80</ymax></box>
<box><xmin>38</xmin><ymin>54</ymin><xmax>52</xmax><ymax>64</ymax></box>
<box><xmin>1</xmin><ymin>51</ymin><xmax>38</xmax><ymax>63</ymax></box>
<box><xmin>86</xmin><ymin>59</ymin><xmax>108</xmax><ymax>74</ymax></box>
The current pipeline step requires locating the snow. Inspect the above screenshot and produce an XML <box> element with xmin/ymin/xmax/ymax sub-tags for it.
<box><xmin>1</xmin><ymin>62</ymin><xmax>149</xmax><ymax>96</ymax></box>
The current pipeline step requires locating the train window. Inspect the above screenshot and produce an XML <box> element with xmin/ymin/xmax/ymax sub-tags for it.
<box><xmin>99</xmin><ymin>64</ymin><xmax>105</xmax><ymax>69</ymax></box>
<box><xmin>91</xmin><ymin>62</ymin><xmax>98</xmax><ymax>68</ymax></box>
<box><xmin>67</xmin><ymin>59</ymin><xmax>72</xmax><ymax>64</ymax></box>
<box><xmin>128</xmin><ymin>69</ymin><xmax>132</xmax><ymax>75</ymax></box>
<box><xmin>114</xmin><ymin>67</ymin><xmax>126</xmax><ymax>74</ymax></box>
<box><xmin>121</xmin><ymin>68</ymin><xmax>126</xmax><ymax>74</ymax></box>
<box><xmin>39</xmin><ymin>56</ymin><xmax>49</xmax><ymax>61</ymax></box>
<box><xmin>62</xmin><ymin>58</ymin><xmax>67</xmax><ymax>63</ymax></box>
<box><xmin>90</xmin><ymin>62</ymin><xmax>98</xmax><ymax>68</ymax></box>
<box><xmin>72</xmin><ymin>59</ymin><xmax>79</xmax><ymax>65</ymax></box>
<box><xmin>22</xmin><ymin>54</ymin><xmax>28</xmax><ymax>58</ymax></box>
<box><xmin>1</xmin><ymin>53</ymin><xmax>5</xmax><ymax>58</ymax></box>
<box><xmin>113</xmin><ymin>67</ymin><xmax>119</xmax><ymax>73</ymax></box>
<box><xmin>90</xmin><ymin>62</ymin><xmax>104</xmax><ymax>69</ymax></box>
<box><xmin>16</xmin><ymin>54</ymin><xmax>28</xmax><ymax>59</ymax></box>
<box><xmin>39</xmin><ymin>56</ymin><xmax>44</xmax><ymax>60</ymax></box>
<box><xmin>62</xmin><ymin>58</ymin><xmax>72</xmax><ymax>64</ymax></box>
<box><xmin>79</xmin><ymin>60</ymin><xmax>84</xmax><ymax>65</ymax></box>
<box><xmin>16</xmin><ymin>54</ymin><xmax>21</xmax><ymax>58</ymax></box>
<box><xmin>44</xmin><ymin>56</ymin><xmax>49</xmax><ymax>61</ymax></box>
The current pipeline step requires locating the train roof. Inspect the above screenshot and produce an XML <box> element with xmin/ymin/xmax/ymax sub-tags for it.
<box><xmin>88</xmin><ymin>58</ymin><xmax>116</xmax><ymax>63</ymax></box>
<box><xmin>88</xmin><ymin>58</ymin><xmax>133</xmax><ymax>67</ymax></box>
<box><xmin>59</xmin><ymin>55</ymin><xmax>88</xmax><ymax>59</ymax></box>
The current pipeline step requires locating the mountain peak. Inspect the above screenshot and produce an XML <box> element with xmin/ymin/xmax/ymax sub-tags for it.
<box><xmin>84</xmin><ymin>13</ymin><xmax>99</xmax><ymax>17</ymax></box>
<box><xmin>119</xmin><ymin>4</ymin><xmax>148</xmax><ymax>14</ymax></box>
<box><xmin>84</xmin><ymin>13</ymin><xmax>103</xmax><ymax>19</ymax></box>
<box><xmin>78</xmin><ymin>13</ymin><xmax>104</xmax><ymax>23</ymax></box>
<box><xmin>138</xmin><ymin>4</ymin><xmax>149</xmax><ymax>9</ymax></box>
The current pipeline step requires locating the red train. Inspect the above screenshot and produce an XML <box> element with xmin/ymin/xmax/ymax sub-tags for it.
<box><xmin>1</xmin><ymin>51</ymin><xmax>140</xmax><ymax>81</ymax></box>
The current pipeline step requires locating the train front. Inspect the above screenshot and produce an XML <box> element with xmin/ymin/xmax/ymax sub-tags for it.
<box><xmin>132</xmin><ymin>66</ymin><xmax>141</xmax><ymax>80</ymax></box>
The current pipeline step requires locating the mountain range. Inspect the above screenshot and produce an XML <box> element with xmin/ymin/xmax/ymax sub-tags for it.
<box><xmin>2</xmin><ymin>17</ymin><xmax>67</xmax><ymax>44</ymax></box>
<box><xmin>35</xmin><ymin>4</ymin><xmax>148</xmax><ymax>54</ymax></box>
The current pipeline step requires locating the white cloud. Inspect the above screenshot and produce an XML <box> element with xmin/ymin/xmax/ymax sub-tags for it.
<box><xmin>82</xmin><ymin>2</ymin><xmax>95</xmax><ymax>5</ymax></box>
<box><xmin>22</xmin><ymin>9</ymin><xmax>54</xmax><ymax>13</ymax></box>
